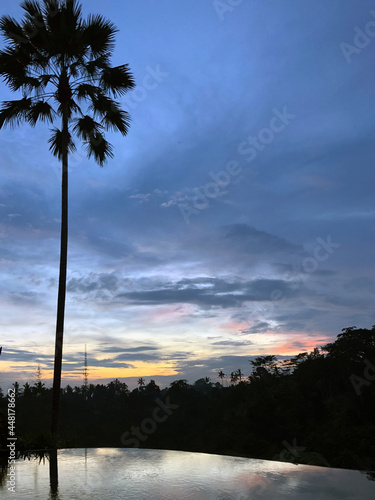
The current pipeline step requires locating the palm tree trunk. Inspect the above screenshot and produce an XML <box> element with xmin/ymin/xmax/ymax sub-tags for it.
<box><xmin>51</xmin><ymin>109</ymin><xmax>69</xmax><ymax>438</ymax></box>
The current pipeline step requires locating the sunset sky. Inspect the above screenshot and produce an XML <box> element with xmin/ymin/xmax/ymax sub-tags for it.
<box><xmin>0</xmin><ymin>0</ymin><xmax>374</xmax><ymax>390</ymax></box>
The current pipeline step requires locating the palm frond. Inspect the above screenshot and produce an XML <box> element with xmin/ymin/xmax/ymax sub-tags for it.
<box><xmin>0</xmin><ymin>15</ymin><xmax>27</xmax><ymax>46</ymax></box>
<box><xmin>74</xmin><ymin>83</ymin><xmax>98</xmax><ymax>101</ymax></box>
<box><xmin>21</xmin><ymin>0</ymin><xmax>44</xmax><ymax>20</ymax></box>
<box><xmin>101</xmin><ymin>106</ymin><xmax>131</xmax><ymax>136</ymax></box>
<box><xmin>42</xmin><ymin>0</ymin><xmax>61</xmax><ymax>30</ymax></box>
<box><xmin>63</xmin><ymin>0</ymin><xmax>82</xmax><ymax>24</ymax></box>
<box><xmin>73</xmin><ymin>114</ymin><xmax>102</xmax><ymax>140</ymax></box>
<box><xmin>82</xmin><ymin>55</ymin><xmax>109</xmax><ymax>77</ymax></box>
<box><xmin>20</xmin><ymin>1</ymin><xmax>46</xmax><ymax>36</ymax></box>
<box><xmin>24</xmin><ymin>76</ymin><xmax>43</xmax><ymax>92</ymax></box>
<box><xmin>86</xmin><ymin>130</ymin><xmax>114</xmax><ymax>166</ymax></box>
<box><xmin>0</xmin><ymin>49</ymin><xmax>27</xmax><ymax>90</ymax></box>
<box><xmin>88</xmin><ymin>92</ymin><xmax>114</xmax><ymax>118</ymax></box>
<box><xmin>82</xmin><ymin>14</ymin><xmax>117</xmax><ymax>57</ymax></box>
<box><xmin>56</xmin><ymin>97</ymin><xmax>82</xmax><ymax>118</ymax></box>
<box><xmin>0</xmin><ymin>97</ymin><xmax>32</xmax><ymax>129</ymax></box>
<box><xmin>40</xmin><ymin>74</ymin><xmax>58</xmax><ymax>87</ymax></box>
<box><xmin>42</xmin><ymin>0</ymin><xmax>85</xmax><ymax>65</ymax></box>
<box><xmin>100</xmin><ymin>64</ymin><xmax>135</xmax><ymax>97</ymax></box>
<box><xmin>27</xmin><ymin>100</ymin><xmax>55</xmax><ymax>126</ymax></box>
<box><xmin>48</xmin><ymin>126</ymin><xmax>76</xmax><ymax>160</ymax></box>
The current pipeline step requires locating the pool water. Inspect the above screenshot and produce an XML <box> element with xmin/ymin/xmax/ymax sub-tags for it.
<box><xmin>0</xmin><ymin>448</ymin><xmax>374</xmax><ymax>499</ymax></box>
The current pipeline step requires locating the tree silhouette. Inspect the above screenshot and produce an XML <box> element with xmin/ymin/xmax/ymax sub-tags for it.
<box><xmin>0</xmin><ymin>0</ymin><xmax>135</xmax><ymax>438</ymax></box>
<box><xmin>218</xmin><ymin>370</ymin><xmax>225</xmax><ymax>386</ymax></box>
<box><xmin>137</xmin><ymin>378</ymin><xmax>145</xmax><ymax>389</ymax></box>
<box><xmin>250</xmin><ymin>355</ymin><xmax>277</xmax><ymax>379</ymax></box>
<box><xmin>230</xmin><ymin>371</ymin><xmax>239</xmax><ymax>384</ymax></box>
<box><xmin>34</xmin><ymin>364</ymin><xmax>45</xmax><ymax>396</ymax></box>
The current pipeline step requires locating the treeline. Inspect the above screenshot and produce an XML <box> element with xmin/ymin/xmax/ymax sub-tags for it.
<box><xmin>0</xmin><ymin>325</ymin><xmax>375</xmax><ymax>471</ymax></box>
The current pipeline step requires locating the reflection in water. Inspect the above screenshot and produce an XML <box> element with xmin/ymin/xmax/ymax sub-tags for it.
<box><xmin>49</xmin><ymin>450</ymin><xmax>58</xmax><ymax>498</ymax></box>
<box><xmin>0</xmin><ymin>460</ymin><xmax>7</xmax><ymax>488</ymax></box>
<box><xmin>0</xmin><ymin>448</ymin><xmax>373</xmax><ymax>499</ymax></box>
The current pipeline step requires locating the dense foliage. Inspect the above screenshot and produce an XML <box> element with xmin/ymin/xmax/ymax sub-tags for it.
<box><xmin>1</xmin><ymin>326</ymin><xmax>375</xmax><ymax>472</ymax></box>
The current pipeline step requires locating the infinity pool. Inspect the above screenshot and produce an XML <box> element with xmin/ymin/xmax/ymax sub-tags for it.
<box><xmin>0</xmin><ymin>448</ymin><xmax>374</xmax><ymax>499</ymax></box>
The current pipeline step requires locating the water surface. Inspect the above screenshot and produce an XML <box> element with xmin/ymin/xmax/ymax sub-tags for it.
<box><xmin>1</xmin><ymin>448</ymin><xmax>374</xmax><ymax>499</ymax></box>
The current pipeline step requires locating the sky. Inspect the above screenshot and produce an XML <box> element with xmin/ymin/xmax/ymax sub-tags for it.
<box><xmin>0</xmin><ymin>0</ymin><xmax>374</xmax><ymax>391</ymax></box>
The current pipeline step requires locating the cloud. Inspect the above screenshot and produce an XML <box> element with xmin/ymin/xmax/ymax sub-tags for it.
<box><xmin>67</xmin><ymin>273</ymin><xmax>120</xmax><ymax>293</ymax></box>
<box><xmin>114</xmin><ymin>277</ymin><xmax>300</xmax><ymax>309</ymax></box>
<box><xmin>99</xmin><ymin>345</ymin><xmax>159</xmax><ymax>353</ymax></box>
<box><xmin>243</xmin><ymin>321</ymin><xmax>272</xmax><ymax>334</ymax></box>
<box><xmin>220</xmin><ymin>224</ymin><xmax>303</xmax><ymax>256</ymax></box>
<box><xmin>211</xmin><ymin>340</ymin><xmax>253</xmax><ymax>346</ymax></box>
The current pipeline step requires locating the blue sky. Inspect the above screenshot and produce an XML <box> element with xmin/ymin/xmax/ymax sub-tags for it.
<box><xmin>0</xmin><ymin>0</ymin><xmax>374</xmax><ymax>390</ymax></box>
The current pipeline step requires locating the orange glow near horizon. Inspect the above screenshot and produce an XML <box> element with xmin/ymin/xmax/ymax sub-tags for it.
<box><xmin>85</xmin><ymin>362</ymin><xmax>179</xmax><ymax>379</ymax></box>
<box><xmin>0</xmin><ymin>359</ymin><xmax>179</xmax><ymax>385</ymax></box>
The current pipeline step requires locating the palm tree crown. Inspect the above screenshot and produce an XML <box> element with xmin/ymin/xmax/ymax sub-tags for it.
<box><xmin>0</xmin><ymin>0</ymin><xmax>135</xmax><ymax>164</ymax></box>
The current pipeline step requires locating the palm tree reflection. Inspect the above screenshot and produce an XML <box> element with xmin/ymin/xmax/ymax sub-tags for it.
<box><xmin>49</xmin><ymin>449</ymin><xmax>58</xmax><ymax>498</ymax></box>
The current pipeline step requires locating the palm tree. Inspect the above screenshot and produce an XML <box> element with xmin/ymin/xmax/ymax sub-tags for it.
<box><xmin>137</xmin><ymin>377</ymin><xmax>145</xmax><ymax>389</ymax></box>
<box><xmin>0</xmin><ymin>0</ymin><xmax>135</xmax><ymax>438</ymax></box>
<box><xmin>217</xmin><ymin>370</ymin><xmax>225</xmax><ymax>386</ymax></box>
<box><xmin>230</xmin><ymin>371</ymin><xmax>239</xmax><ymax>385</ymax></box>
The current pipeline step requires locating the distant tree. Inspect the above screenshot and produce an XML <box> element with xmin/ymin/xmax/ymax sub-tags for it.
<box><xmin>145</xmin><ymin>380</ymin><xmax>160</xmax><ymax>397</ymax></box>
<box><xmin>218</xmin><ymin>370</ymin><xmax>225</xmax><ymax>386</ymax></box>
<box><xmin>0</xmin><ymin>0</ymin><xmax>135</xmax><ymax>437</ymax></box>
<box><xmin>12</xmin><ymin>381</ymin><xmax>21</xmax><ymax>397</ymax></box>
<box><xmin>230</xmin><ymin>371</ymin><xmax>239</xmax><ymax>384</ymax></box>
<box><xmin>289</xmin><ymin>352</ymin><xmax>309</xmax><ymax>371</ymax></box>
<box><xmin>168</xmin><ymin>379</ymin><xmax>190</xmax><ymax>397</ymax></box>
<box><xmin>137</xmin><ymin>377</ymin><xmax>145</xmax><ymax>389</ymax></box>
<box><xmin>250</xmin><ymin>355</ymin><xmax>278</xmax><ymax>379</ymax></box>
<box><xmin>322</xmin><ymin>326</ymin><xmax>375</xmax><ymax>363</ymax></box>
<box><xmin>22</xmin><ymin>382</ymin><xmax>32</xmax><ymax>400</ymax></box>
<box><xmin>33</xmin><ymin>364</ymin><xmax>45</xmax><ymax>395</ymax></box>
<box><xmin>107</xmin><ymin>379</ymin><xmax>129</xmax><ymax>397</ymax></box>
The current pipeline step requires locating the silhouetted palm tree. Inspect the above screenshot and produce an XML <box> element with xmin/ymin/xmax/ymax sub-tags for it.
<box><xmin>0</xmin><ymin>0</ymin><xmax>135</xmax><ymax>437</ymax></box>
<box><xmin>230</xmin><ymin>371</ymin><xmax>239</xmax><ymax>384</ymax></box>
<box><xmin>218</xmin><ymin>370</ymin><xmax>225</xmax><ymax>386</ymax></box>
<box><xmin>137</xmin><ymin>377</ymin><xmax>145</xmax><ymax>388</ymax></box>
